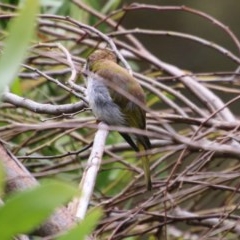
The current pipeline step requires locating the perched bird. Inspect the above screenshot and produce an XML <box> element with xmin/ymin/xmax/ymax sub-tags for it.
<box><xmin>85</xmin><ymin>49</ymin><xmax>152</xmax><ymax>190</ymax></box>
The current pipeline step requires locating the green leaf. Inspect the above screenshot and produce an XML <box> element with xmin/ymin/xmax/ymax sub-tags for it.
<box><xmin>0</xmin><ymin>0</ymin><xmax>39</xmax><ymax>94</ymax></box>
<box><xmin>57</xmin><ymin>208</ymin><xmax>102</xmax><ymax>240</ymax></box>
<box><xmin>69</xmin><ymin>2</ymin><xmax>87</xmax><ymax>22</ymax></box>
<box><xmin>102</xmin><ymin>0</ymin><xmax>121</xmax><ymax>14</ymax></box>
<box><xmin>0</xmin><ymin>181</ymin><xmax>77</xmax><ymax>239</ymax></box>
<box><xmin>10</xmin><ymin>77</ymin><xmax>22</xmax><ymax>95</ymax></box>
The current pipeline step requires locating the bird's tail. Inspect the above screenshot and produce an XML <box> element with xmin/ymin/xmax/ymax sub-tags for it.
<box><xmin>137</xmin><ymin>142</ymin><xmax>152</xmax><ymax>191</ymax></box>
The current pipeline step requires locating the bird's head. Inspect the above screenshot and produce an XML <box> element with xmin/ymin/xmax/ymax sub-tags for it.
<box><xmin>87</xmin><ymin>49</ymin><xmax>117</xmax><ymax>68</ymax></box>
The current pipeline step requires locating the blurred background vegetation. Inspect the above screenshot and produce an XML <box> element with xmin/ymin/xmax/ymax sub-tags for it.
<box><xmin>1</xmin><ymin>0</ymin><xmax>240</xmax><ymax>239</ymax></box>
<box><xmin>125</xmin><ymin>0</ymin><xmax>240</xmax><ymax>72</ymax></box>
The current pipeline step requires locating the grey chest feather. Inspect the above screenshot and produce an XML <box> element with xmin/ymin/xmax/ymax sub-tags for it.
<box><xmin>86</xmin><ymin>73</ymin><xmax>126</xmax><ymax>126</ymax></box>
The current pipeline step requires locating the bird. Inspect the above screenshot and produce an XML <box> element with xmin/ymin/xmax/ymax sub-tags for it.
<box><xmin>85</xmin><ymin>49</ymin><xmax>152</xmax><ymax>190</ymax></box>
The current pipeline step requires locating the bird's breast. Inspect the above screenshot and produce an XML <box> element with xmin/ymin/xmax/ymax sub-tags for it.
<box><xmin>86</xmin><ymin>73</ymin><xmax>126</xmax><ymax>126</ymax></box>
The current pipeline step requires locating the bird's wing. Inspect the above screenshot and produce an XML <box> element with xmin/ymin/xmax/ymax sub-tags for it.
<box><xmin>95</xmin><ymin>61</ymin><xmax>151</xmax><ymax>149</ymax></box>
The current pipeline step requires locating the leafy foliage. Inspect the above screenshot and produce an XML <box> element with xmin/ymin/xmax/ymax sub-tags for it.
<box><xmin>0</xmin><ymin>0</ymin><xmax>38</xmax><ymax>94</ymax></box>
<box><xmin>57</xmin><ymin>208</ymin><xmax>102</xmax><ymax>240</ymax></box>
<box><xmin>0</xmin><ymin>181</ymin><xmax>77</xmax><ymax>239</ymax></box>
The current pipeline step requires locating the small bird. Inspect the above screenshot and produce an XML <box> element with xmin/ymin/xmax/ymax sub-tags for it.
<box><xmin>85</xmin><ymin>49</ymin><xmax>152</xmax><ymax>190</ymax></box>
